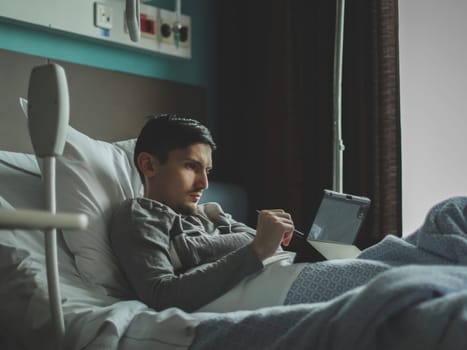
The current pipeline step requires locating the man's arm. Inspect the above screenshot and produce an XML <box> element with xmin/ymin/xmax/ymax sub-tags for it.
<box><xmin>170</xmin><ymin>202</ymin><xmax>257</xmax><ymax>268</ymax></box>
<box><xmin>171</xmin><ymin>232</ymin><xmax>256</xmax><ymax>268</ymax></box>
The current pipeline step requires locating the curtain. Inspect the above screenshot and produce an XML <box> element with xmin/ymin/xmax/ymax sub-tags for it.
<box><xmin>214</xmin><ymin>0</ymin><xmax>401</xmax><ymax>248</ymax></box>
<box><xmin>343</xmin><ymin>0</ymin><xmax>402</xmax><ymax>247</ymax></box>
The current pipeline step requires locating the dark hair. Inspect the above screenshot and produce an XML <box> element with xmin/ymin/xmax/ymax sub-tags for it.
<box><xmin>134</xmin><ymin>114</ymin><xmax>216</xmax><ymax>182</ymax></box>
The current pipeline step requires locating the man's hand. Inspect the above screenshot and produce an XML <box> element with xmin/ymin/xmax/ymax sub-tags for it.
<box><xmin>251</xmin><ymin>209</ymin><xmax>295</xmax><ymax>261</ymax></box>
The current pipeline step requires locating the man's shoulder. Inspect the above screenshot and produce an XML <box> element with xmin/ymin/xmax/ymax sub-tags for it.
<box><xmin>116</xmin><ymin>197</ymin><xmax>167</xmax><ymax>211</ymax></box>
<box><xmin>113</xmin><ymin>197</ymin><xmax>178</xmax><ymax>221</ymax></box>
<box><xmin>110</xmin><ymin>198</ymin><xmax>180</xmax><ymax>240</ymax></box>
<box><xmin>196</xmin><ymin>202</ymin><xmax>234</xmax><ymax>225</ymax></box>
<box><xmin>197</xmin><ymin>202</ymin><xmax>224</xmax><ymax>217</ymax></box>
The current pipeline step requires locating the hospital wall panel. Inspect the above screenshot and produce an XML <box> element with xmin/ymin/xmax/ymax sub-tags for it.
<box><xmin>0</xmin><ymin>49</ymin><xmax>207</xmax><ymax>153</ymax></box>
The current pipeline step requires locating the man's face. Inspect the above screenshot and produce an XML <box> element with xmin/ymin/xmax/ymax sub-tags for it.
<box><xmin>146</xmin><ymin>143</ymin><xmax>212</xmax><ymax>215</ymax></box>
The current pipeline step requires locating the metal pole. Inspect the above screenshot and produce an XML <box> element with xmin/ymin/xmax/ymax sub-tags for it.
<box><xmin>332</xmin><ymin>0</ymin><xmax>346</xmax><ymax>193</ymax></box>
<box><xmin>44</xmin><ymin>157</ymin><xmax>65</xmax><ymax>350</ymax></box>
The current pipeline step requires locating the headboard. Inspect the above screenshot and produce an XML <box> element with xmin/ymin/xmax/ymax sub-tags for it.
<box><xmin>0</xmin><ymin>48</ymin><xmax>207</xmax><ymax>153</ymax></box>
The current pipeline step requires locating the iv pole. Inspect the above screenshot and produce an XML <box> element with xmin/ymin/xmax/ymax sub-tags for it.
<box><xmin>332</xmin><ymin>0</ymin><xmax>346</xmax><ymax>193</ymax></box>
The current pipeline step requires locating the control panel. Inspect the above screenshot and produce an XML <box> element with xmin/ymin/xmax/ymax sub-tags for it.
<box><xmin>0</xmin><ymin>0</ymin><xmax>191</xmax><ymax>59</ymax></box>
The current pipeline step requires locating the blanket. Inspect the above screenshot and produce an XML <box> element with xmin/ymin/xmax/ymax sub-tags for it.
<box><xmin>190</xmin><ymin>197</ymin><xmax>467</xmax><ymax>349</ymax></box>
<box><xmin>191</xmin><ymin>265</ymin><xmax>467</xmax><ymax>350</ymax></box>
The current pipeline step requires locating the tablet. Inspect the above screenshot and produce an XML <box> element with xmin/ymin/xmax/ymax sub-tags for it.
<box><xmin>307</xmin><ymin>189</ymin><xmax>371</xmax><ymax>244</ymax></box>
<box><xmin>293</xmin><ymin>190</ymin><xmax>371</xmax><ymax>262</ymax></box>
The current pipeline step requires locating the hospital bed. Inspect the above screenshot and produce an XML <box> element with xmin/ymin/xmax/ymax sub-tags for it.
<box><xmin>1</xmin><ymin>64</ymin><xmax>467</xmax><ymax>350</ymax></box>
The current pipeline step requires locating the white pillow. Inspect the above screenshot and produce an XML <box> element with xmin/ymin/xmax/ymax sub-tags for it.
<box><xmin>0</xmin><ymin>150</ymin><xmax>42</xmax><ymax>210</ymax></box>
<box><xmin>55</xmin><ymin>126</ymin><xmax>142</xmax><ymax>296</ymax></box>
<box><xmin>19</xmin><ymin>97</ymin><xmax>142</xmax><ymax>295</ymax></box>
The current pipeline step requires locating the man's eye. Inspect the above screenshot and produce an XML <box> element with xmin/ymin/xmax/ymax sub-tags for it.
<box><xmin>185</xmin><ymin>162</ymin><xmax>197</xmax><ymax>170</ymax></box>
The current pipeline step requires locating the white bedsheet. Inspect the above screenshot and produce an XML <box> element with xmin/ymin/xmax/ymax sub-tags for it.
<box><xmin>197</xmin><ymin>251</ymin><xmax>305</xmax><ymax>313</ymax></box>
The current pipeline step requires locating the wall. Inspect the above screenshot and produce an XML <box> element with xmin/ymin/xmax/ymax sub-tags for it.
<box><xmin>399</xmin><ymin>0</ymin><xmax>467</xmax><ymax>234</ymax></box>
<box><xmin>0</xmin><ymin>0</ymin><xmax>217</xmax><ymax>127</ymax></box>
<box><xmin>0</xmin><ymin>49</ymin><xmax>208</xmax><ymax>153</ymax></box>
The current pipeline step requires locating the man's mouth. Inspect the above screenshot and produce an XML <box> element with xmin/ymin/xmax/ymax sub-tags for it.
<box><xmin>189</xmin><ymin>193</ymin><xmax>202</xmax><ymax>202</ymax></box>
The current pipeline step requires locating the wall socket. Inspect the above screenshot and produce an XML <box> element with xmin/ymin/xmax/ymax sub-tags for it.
<box><xmin>94</xmin><ymin>2</ymin><xmax>113</xmax><ymax>30</ymax></box>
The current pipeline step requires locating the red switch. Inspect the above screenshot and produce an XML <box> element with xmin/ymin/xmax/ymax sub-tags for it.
<box><xmin>140</xmin><ymin>14</ymin><xmax>156</xmax><ymax>35</ymax></box>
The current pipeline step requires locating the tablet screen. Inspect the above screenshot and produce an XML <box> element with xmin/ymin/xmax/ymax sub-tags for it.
<box><xmin>307</xmin><ymin>190</ymin><xmax>371</xmax><ymax>244</ymax></box>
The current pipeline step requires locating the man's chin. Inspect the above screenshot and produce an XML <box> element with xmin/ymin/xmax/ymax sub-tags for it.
<box><xmin>176</xmin><ymin>203</ymin><xmax>197</xmax><ymax>216</ymax></box>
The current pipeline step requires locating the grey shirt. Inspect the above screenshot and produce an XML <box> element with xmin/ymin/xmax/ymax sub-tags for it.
<box><xmin>110</xmin><ymin>198</ymin><xmax>263</xmax><ymax>312</ymax></box>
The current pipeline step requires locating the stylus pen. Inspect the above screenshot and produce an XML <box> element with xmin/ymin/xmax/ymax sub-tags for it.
<box><xmin>256</xmin><ymin>210</ymin><xmax>306</xmax><ymax>237</ymax></box>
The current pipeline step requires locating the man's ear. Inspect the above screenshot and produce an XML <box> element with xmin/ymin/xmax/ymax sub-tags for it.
<box><xmin>137</xmin><ymin>152</ymin><xmax>160</xmax><ymax>178</ymax></box>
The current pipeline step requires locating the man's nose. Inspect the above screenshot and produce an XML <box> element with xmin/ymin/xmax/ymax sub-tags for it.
<box><xmin>197</xmin><ymin>171</ymin><xmax>209</xmax><ymax>190</ymax></box>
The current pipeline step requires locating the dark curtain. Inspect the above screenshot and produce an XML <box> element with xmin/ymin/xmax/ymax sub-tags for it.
<box><xmin>343</xmin><ymin>0</ymin><xmax>402</xmax><ymax>247</ymax></box>
<box><xmin>214</xmin><ymin>0</ymin><xmax>401</xmax><ymax>248</ymax></box>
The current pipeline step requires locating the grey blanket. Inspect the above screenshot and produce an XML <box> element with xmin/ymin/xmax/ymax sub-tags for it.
<box><xmin>190</xmin><ymin>197</ymin><xmax>467</xmax><ymax>350</ymax></box>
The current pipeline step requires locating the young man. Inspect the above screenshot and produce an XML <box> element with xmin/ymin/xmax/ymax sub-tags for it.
<box><xmin>110</xmin><ymin>115</ymin><xmax>294</xmax><ymax>312</ymax></box>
